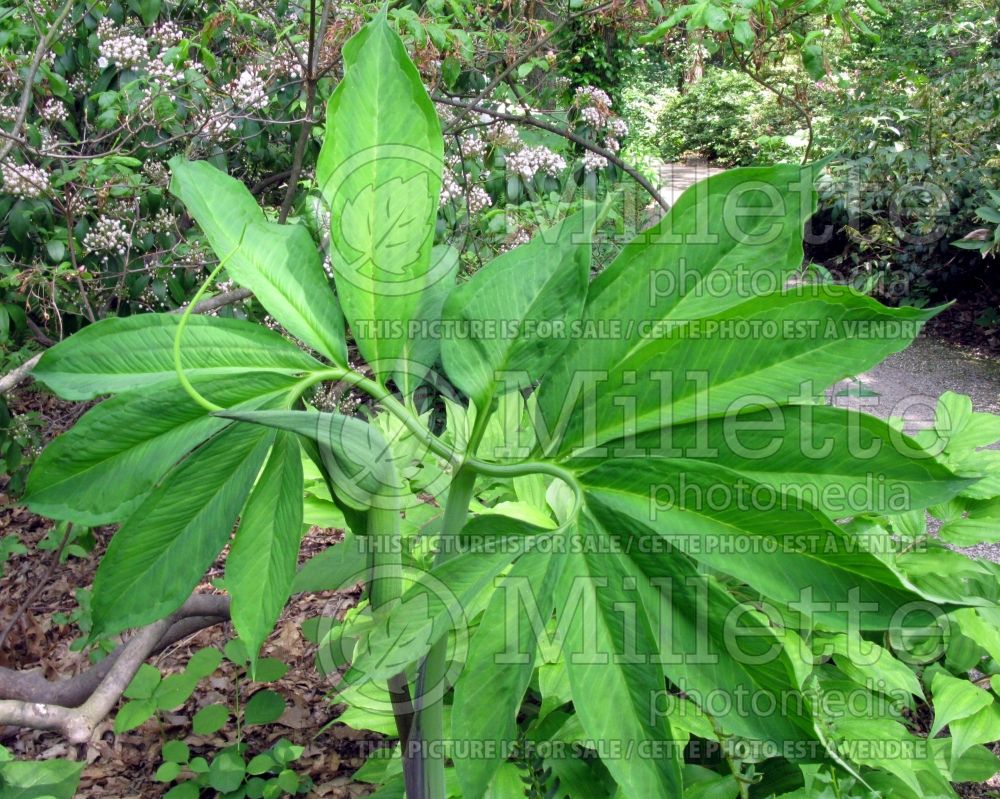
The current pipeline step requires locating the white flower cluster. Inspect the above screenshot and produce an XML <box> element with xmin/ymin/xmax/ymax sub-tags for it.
<box><xmin>143</xmin><ymin>160</ymin><xmax>169</xmax><ymax>185</ymax></box>
<box><xmin>0</xmin><ymin>105</ymin><xmax>17</xmax><ymax>122</ymax></box>
<box><xmin>40</xmin><ymin>99</ymin><xmax>67</xmax><ymax>124</ymax></box>
<box><xmin>440</xmin><ymin>170</ymin><xmax>462</xmax><ymax>205</ymax></box>
<box><xmin>198</xmin><ymin>109</ymin><xmax>238</xmax><ymax>140</ymax></box>
<box><xmin>38</xmin><ymin>129</ymin><xmax>57</xmax><ymax>153</ymax></box>
<box><xmin>582</xmin><ymin>150</ymin><xmax>608</xmax><ymax>172</ymax></box>
<box><xmin>97</xmin><ymin>19</ymin><xmax>148</xmax><ymax>69</ymax></box>
<box><xmin>501</xmin><ymin>227</ymin><xmax>532</xmax><ymax>252</ymax></box>
<box><xmin>440</xmin><ymin>170</ymin><xmax>493</xmax><ymax>213</ymax></box>
<box><xmin>505</xmin><ymin>146</ymin><xmax>566</xmax><ymax>180</ymax></box>
<box><xmin>150</xmin><ymin>20</ymin><xmax>182</xmax><ymax>47</ymax></box>
<box><xmin>466</xmin><ymin>185</ymin><xmax>492</xmax><ymax>213</ymax></box>
<box><xmin>274</xmin><ymin>53</ymin><xmax>305</xmax><ymax>80</ymax></box>
<box><xmin>150</xmin><ymin>208</ymin><xmax>176</xmax><ymax>233</ymax></box>
<box><xmin>580</xmin><ymin>106</ymin><xmax>602</xmax><ymax>127</ymax></box>
<box><xmin>436</xmin><ymin>104</ymin><xmax>456</xmax><ymax>125</ymax></box>
<box><xmin>1</xmin><ymin>161</ymin><xmax>49</xmax><ymax>198</ymax></box>
<box><xmin>487</xmin><ymin>120</ymin><xmax>520</xmax><ymax>147</ymax></box>
<box><xmin>146</xmin><ymin>55</ymin><xmax>184</xmax><ymax>84</ymax></box>
<box><xmin>226</xmin><ymin>66</ymin><xmax>268</xmax><ymax>110</ymax></box>
<box><xmin>575</xmin><ymin>86</ymin><xmax>612</xmax><ymax>109</ymax></box>
<box><xmin>459</xmin><ymin>133</ymin><xmax>487</xmax><ymax>159</ymax></box>
<box><xmin>83</xmin><ymin>216</ymin><xmax>131</xmax><ymax>257</ymax></box>
<box><xmin>574</xmin><ymin>85</ymin><xmax>628</xmax><ymax>171</ymax></box>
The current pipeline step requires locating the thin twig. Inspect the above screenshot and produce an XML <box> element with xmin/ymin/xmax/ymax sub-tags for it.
<box><xmin>441</xmin><ymin>0</ymin><xmax>617</xmax><ymax>135</ymax></box>
<box><xmin>0</xmin><ymin>0</ymin><xmax>76</xmax><ymax>164</ymax></box>
<box><xmin>183</xmin><ymin>286</ymin><xmax>253</xmax><ymax>315</ymax></box>
<box><xmin>433</xmin><ymin>94</ymin><xmax>671</xmax><ymax>212</ymax></box>
<box><xmin>726</xmin><ymin>33</ymin><xmax>815</xmax><ymax>163</ymax></box>
<box><xmin>279</xmin><ymin>0</ymin><xmax>332</xmax><ymax>222</ymax></box>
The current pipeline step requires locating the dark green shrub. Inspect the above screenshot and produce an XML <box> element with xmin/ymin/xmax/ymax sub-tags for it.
<box><xmin>654</xmin><ymin>67</ymin><xmax>805</xmax><ymax>166</ymax></box>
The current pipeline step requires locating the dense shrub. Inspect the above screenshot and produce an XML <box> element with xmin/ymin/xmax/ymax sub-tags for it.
<box><xmin>650</xmin><ymin>67</ymin><xmax>805</xmax><ymax>166</ymax></box>
<box><xmin>809</xmin><ymin>5</ymin><xmax>1000</xmax><ymax>309</ymax></box>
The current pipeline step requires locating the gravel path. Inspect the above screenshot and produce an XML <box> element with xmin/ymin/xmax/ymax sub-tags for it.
<box><xmin>655</xmin><ymin>159</ymin><xmax>724</xmax><ymax>205</ymax></box>
<box><xmin>831</xmin><ymin>336</ymin><xmax>1000</xmax><ymax>561</ymax></box>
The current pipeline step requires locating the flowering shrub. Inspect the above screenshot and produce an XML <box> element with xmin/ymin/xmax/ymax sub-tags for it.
<box><xmin>1</xmin><ymin>2</ymin><xmax>634</xmax><ymax>355</ymax></box>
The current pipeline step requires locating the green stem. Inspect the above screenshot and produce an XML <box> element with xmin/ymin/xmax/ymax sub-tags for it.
<box><xmin>287</xmin><ymin>368</ymin><xmax>586</xmax><ymax>528</ymax></box>
<box><xmin>411</xmin><ymin>466</ymin><xmax>479</xmax><ymax>799</ymax></box>
<box><xmin>286</xmin><ymin>368</ymin><xmax>463</xmax><ymax>468</ymax></box>
<box><xmin>366</xmin><ymin>490</ymin><xmax>419</xmax><ymax>769</ymax></box>
<box><xmin>215</xmin><ymin>361</ymin><xmax>582</xmax><ymax>799</ymax></box>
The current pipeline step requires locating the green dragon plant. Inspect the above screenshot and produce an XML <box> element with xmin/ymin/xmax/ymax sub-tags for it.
<box><xmin>23</xmin><ymin>14</ymin><xmax>1000</xmax><ymax>799</ymax></box>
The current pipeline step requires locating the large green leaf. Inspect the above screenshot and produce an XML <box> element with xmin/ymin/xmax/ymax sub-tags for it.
<box><xmin>226</xmin><ymin>431</ymin><xmax>304</xmax><ymax>669</ymax></box>
<box><xmin>25</xmin><ymin>373</ymin><xmax>296</xmax><ymax>525</ymax></box>
<box><xmin>623</xmin><ymin>536</ymin><xmax>815</xmax><ymax>745</ymax></box>
<box><xmin>453</xmin><ymin>549</ymin><xmax>563</xmax><ymax>799</ymax></box>
<box><xmin>169</xmin><ymin>158</ymin><xmax>348</xmax><ymax>366</ymax></box>
<box><xmin>441</xmin><ymin>211</ymin><xmax>593</xmax><ymax>411</ymax></box>
<box><xmin>576</xmin><ymin>405</ymin><xmax>968</xmax><ymax>516</ymax></box>
<box><xmin>292</xmin><ymin>531</ymin><xmax>367</xmax><ymax>593</ymax></box>
<box><xmin>317</xmin><ymin>16</ymin><xmax>448</xmax><ymax>391</ymax></box>
<box><xmin>582</xmin><ymin>458</ymin><xmax>921</xmax><ymax>628</ymax></box>
<box><xmin>539</xmin><ymin>286</ymin><xmax>935</xmax><ymax>457</ymax></box>
<box><xmin>559</xmin><ymin>521</ymin><xmax>683</xmax><ymax>797</ymax></box>
<box><xmin>91</xmin><ymin>424</ymin><xmax>275</xmax><ymax>636</ymax></box>
<box><xmin>33</xmin><ymin>314</ymin><xmax>319</xmax><ymax>400</ymax></box>
<box><xmin>536</xmin><ymin>163</ymin><xmax>816</xmax><ymax>429</ymax></box>
<box><xmin>0</xmin><ymin>758</ymin><xmax>84</xmax><ymax>799</ymax></box>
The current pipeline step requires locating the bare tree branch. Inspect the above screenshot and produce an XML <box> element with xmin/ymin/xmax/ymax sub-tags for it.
<box><xmin>182</xmin><ymin>287</ymin><xmax>253</xmax><ymax>315</ymax></box>
<box><xmin>0</xmin><ymin>353</ymin><xmax>42</xmax><ymax>396</ymax></box>
<box><xmin>278</xmin><ymin>0</ymin><xmax>332</xmax><ymax>222</ymax></box>
<box><xmin>0</xmin><ymin>595</ymin><xmax>230</xmax><ymax>742</ymax></box>
<box><xmin>0</xmin><ymin>524</ymin><xmax>73</xmax><ymax>652</ymax></box>
<box><xmin>440</xmin><ymin>1</ymin><xmax>618</xmax><ymax>135</ymax></box>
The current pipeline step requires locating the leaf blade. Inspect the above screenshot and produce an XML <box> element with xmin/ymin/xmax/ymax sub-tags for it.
<box><xmin>169</xmin><ymin>158</ymin><xmax>348</xmax><ymax>365</ymax></box>
<box><xmin>317</xmin><ymin>17</ymin><xmax>448</xmax><ymax>391</ymax></box>
<box><xmin>33</xmin><ymin>314</ymin><xmax>319</xmax><ymax>400</ymax></box>
<box><xmin>226</xmin><ymin>431</ymin><xmax>305</xmax><ymax>668</ymax></box>
<box><xmin>91</xmin><ymin>424</ymin><xmax>275</xmax><ymax>637</ymax></box>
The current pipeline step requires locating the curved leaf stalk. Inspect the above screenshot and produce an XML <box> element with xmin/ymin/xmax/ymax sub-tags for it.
<box><xmin>187</xmin><ymin>355</ymin><xmax>584</xmax><ymax>799</ymax></box>
<box><xmin>289</xmin><ymin>368</ymin><xmax>587</xmax><ymax>526</ymax></box>
<box><xmin>172</xmin><ymin>239</ymin><xmax>246</xmax><ymax>412</ymax></box>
